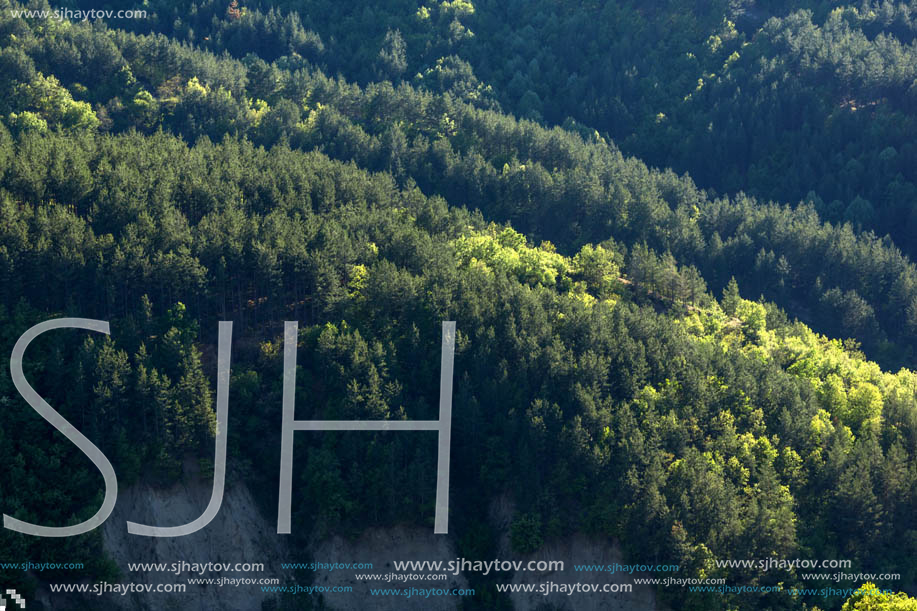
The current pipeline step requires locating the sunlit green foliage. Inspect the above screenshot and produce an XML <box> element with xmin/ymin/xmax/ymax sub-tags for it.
<box><xmin>3</xmin><ymin>2</ymin><xmax>917</xmax><ymax>609</ymax></box>
<box><xmin>843</xmin><ymin>583</ymin><xmax>917</xmax><ymax>611</ymax></box>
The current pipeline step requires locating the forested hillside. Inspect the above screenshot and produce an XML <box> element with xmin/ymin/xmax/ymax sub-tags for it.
<box><xmin>2</xmin><ymin>0</ymin><xmax>917</xmax><ymax>609</ymax></box>
<box><xmin>52</xmin><ymin>0</ymin><xmax>917</xmax><ymax>254</ymax></box>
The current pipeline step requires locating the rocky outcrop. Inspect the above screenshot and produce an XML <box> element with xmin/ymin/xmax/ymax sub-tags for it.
<box><xmin>311</xmin><ymin>526</ymin><xmax>469</xmax><ymax>611</ymax></box>
<box><xmin>491</xmin><ymin>495</ymin><xmax>662</xmax><ymax>611</ymax></box>
<box><xmin>98</xmin><ymin>460</ymin><xmax>290</xmax><ymax>611</ymax></box>
<box><xmin>37</xmin><ymin>475</ymin><xmax>660</xmax><ymax>611</ymax></box>
<box><xmin>505</xmin><ymin>533</ymin><xmax>660</xmax><ymax>611</ymax></box>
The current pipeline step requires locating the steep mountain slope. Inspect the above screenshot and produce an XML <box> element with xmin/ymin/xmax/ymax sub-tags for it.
<box><xmin>2</xmin><ymin>3</ymin><xmax>917</xmax><ymax>610</ymax></box>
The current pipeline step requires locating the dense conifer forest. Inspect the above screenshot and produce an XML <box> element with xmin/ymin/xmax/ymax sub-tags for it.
<box><xmin>4</xmin><ymin>0</ymin><xmax>917</xmax><ymax>609</ymax></box>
